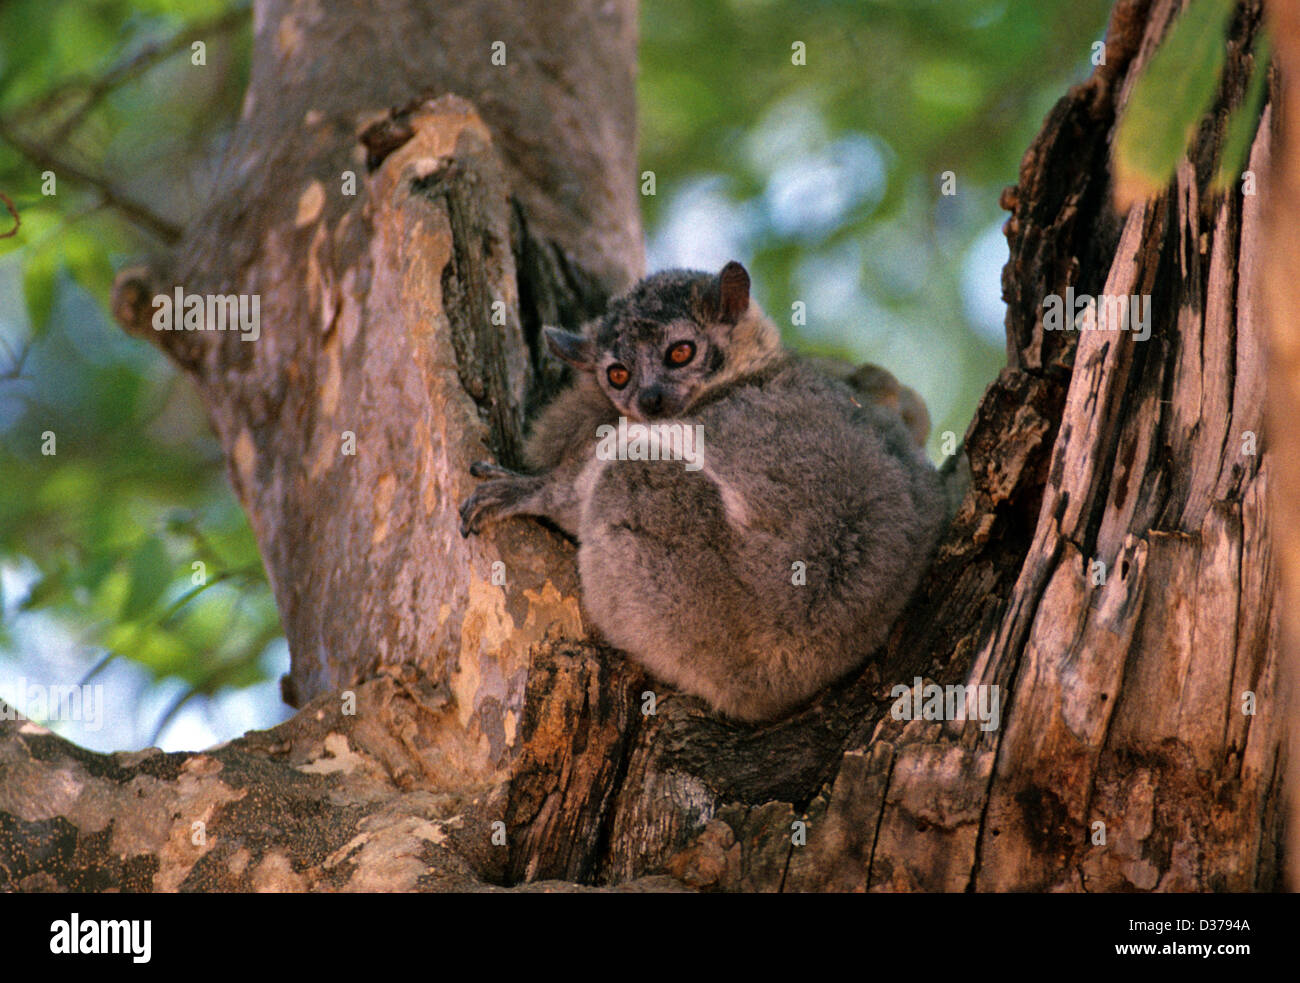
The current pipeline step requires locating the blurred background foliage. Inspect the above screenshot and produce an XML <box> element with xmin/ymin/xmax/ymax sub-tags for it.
<box><xmin>0</xmin><ymin>0</ymin><xmax>1110</xmax><ymax>750</ymax></box>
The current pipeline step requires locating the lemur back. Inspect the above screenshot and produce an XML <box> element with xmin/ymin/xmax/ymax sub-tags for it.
<box><xmin>576</xmin><ymin>356</ymin><xmax>944</xmax><ymax>721</ymax></box>
<box><xmin>459</xmin><ymin>261</ymin><xmax>948</xmax><ymax>723</ymax></box>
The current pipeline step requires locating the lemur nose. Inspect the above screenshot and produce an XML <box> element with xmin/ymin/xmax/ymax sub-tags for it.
<box><xmin>637</xmin><ymin>386</ymin><xmax>664</xmax><ymax>416</ymax></box>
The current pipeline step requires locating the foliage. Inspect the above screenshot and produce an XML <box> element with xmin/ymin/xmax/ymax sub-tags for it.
<box><xmin>0</xmin><ymin>1</ymin><xmax>262</xmax><ymax>726</ymax></box>
<box><xmin>1112</xmin><ymin>0</ymin><xmax>1268</xmax><ymax>206</ymax></box>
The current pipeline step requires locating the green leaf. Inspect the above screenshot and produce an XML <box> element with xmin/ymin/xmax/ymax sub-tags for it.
<box><xmin>61</xmin><ymin>227</ymin><xmax>115</xmax><ymax>304</ymax></box>
<box><xmin>123</xmin><ymin>535</ymin><xmax>172</xmax><ymax>621</ymax></box>
<box><xmin>20</xmin><ymin>568</ymin><xmax>67</xmax><ymax>611</ymax></box>
<box><xmin>0</xmin><ymin>1</ymin><xmax>57</xmax><ymax>111</ymax></box>
<box><xmin>0</xmin><ymin>204</ymin><xmax>58</xmax><ymax>258</ymax></box>
<box><xmin>1214</xmin><ymin>31</ymin><xmax>1271</xmax><ymax>191</ymax></box>
<box><xmin>75</xmin><ymin>550</ymin><xmax>118</xmax><ymax>593</ymax></box>
<box><xmin>103</xmin><ymin>620</ymin><xmax>189</xmax><ymax>678</ymax></box>
<box><xmin>21</xmin><ymin>245</ymin><xmax>59</xmax><ymax>335</ymax></box>
<box><xmin>1113</xmin><ymin>0</ymin><xmax>1238</xmax><ymax>208</ymax></box>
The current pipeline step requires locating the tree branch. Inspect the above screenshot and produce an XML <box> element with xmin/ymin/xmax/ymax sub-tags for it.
<box><xmin>0</xmin><ymin>119</ymin><xmax>183</xmax><ymax>244</ymax></box>
<box><xmin>0</xmin><ymin>6</ymin><xmax>251</xmax><ymax>246</ymax></box>
<box><xmin>7</xmin><ymin>3</ymin><xmax>250</xmax><ymax>142</ymax></box>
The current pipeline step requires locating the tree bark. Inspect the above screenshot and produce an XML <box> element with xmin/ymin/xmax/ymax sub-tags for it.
<box><xmin>1261</xmin><ymin>0</ymin><xmax>1300</xmax><ymax>890</ymax></box>
<box><xmin>0</xmin><ymin>0</ymin><xmax>1289</xmax><ymax>892</ymax></box>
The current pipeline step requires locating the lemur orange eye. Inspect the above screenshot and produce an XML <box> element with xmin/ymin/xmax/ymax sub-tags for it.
<box><xmin>666</xmin><ymin>341</ymin><xmax>695</xmax><ymax>366</ymax></box>
<box><xmin>607</xmin><ymin>364</ymin><xmax>630</xmax><ymax>389</ymax></box>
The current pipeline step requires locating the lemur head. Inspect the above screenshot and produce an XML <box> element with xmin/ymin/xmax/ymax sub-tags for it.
<box><xmin>543</xmin><ymin>261</ymin><xmax>782</xmax><ymax>421</ymax></box>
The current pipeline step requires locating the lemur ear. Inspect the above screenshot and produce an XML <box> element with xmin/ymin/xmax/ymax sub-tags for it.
<box><xmin>543</xmin><ymin>326</ymin><xmax>597</xmax><ymax>372</ymax></box>
<box><xmin>707</xmin><ymin>261</ymin><xmax>750</xmax><ymax>325</ymax></box>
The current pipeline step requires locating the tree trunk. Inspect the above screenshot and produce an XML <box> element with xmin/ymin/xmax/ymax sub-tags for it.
<box><xmin>0</xmin><ymin>0</ymin><xmax>1289</xmax><ymax>892</ymax></box>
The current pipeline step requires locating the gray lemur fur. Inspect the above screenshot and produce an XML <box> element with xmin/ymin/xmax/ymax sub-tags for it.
<box><xmin>460</xmin><ymin>261</ymin><xmax>949</xmax><ymax>723</ymax></box>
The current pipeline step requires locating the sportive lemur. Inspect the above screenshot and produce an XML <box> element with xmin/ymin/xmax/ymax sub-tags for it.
<box><xmin>459</xmin><ymin>261</ymin><xmax>948</xmax><ymax>723</ymax></box>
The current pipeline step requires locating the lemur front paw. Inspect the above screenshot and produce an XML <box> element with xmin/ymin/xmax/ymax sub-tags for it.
<box><xmin>459</xmin><ymin>462</ymin><xmax>539</xmax><ymax>537</ymax></box>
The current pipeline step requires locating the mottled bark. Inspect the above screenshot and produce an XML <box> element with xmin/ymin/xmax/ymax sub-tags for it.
<box><xmin>0</xmin><ymin>0</ymin><xmax>1289</xmax><ymax>892</ymax></box>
